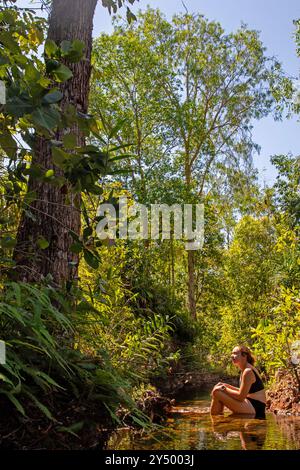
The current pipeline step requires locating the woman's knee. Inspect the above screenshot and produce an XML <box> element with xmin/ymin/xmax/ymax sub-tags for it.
<box><xmin>212</xmin><ymin>388</ymin><xmax>222</xmax><ymax>399</ymax></box>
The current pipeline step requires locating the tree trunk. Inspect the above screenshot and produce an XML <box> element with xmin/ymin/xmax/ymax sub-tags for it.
<box><xmin>185</xmin><ymin>159</ymin><xmax>197</xmax><ymax>319</ymax></box>
<box><xmin>187</xmin><ymin>250</ymin><xmax>197</xmax><ymax>320</ymax></box>
<box><xmin>170</xmin><ymin>230</ymin><xmax>175</xmax><ymax>300</ymax></box>
<box><xmin>13</xmin><ymin>0</ymin><xmax>97</xmax><ymax>286</ymax></box>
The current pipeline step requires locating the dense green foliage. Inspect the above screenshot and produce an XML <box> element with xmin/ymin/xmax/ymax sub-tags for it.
<box><xmin>0</xmin><ymin>281</ymin><xmax>145</xmax><ymax>422</ymax></box>
<box><xmin>88</xmin><ymin>9</ymin><xmax>299</xmax><ymax>378</ymax></box>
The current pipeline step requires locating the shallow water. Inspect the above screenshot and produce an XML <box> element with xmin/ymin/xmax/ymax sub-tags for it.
<box><xmin>107</xmin><ymin>391</ymin><xmax>300</xmax><ymax>450</ymax></box>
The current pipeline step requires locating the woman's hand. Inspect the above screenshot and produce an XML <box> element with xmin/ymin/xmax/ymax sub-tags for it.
<box><xmin>211</xmin><ymin>383</ymin><xmax>225</xmax><ymax>397</ymax></box>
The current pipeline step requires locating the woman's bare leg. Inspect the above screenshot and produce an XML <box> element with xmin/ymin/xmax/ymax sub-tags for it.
<box><xmin>210</xmin><ymin>392</ymin><xmax>225</xmax><ymax>415</ymax></box>
<box><xmin>211</xmin><ymin>390</ymin><xmax>255</xmax><ymax>416</ymax></box>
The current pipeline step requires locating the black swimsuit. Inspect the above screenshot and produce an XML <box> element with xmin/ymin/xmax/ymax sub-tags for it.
<box><xmin>240</xmin><ymin>368</ymin><xmax>266</xmax><ymax>419</ymax></box>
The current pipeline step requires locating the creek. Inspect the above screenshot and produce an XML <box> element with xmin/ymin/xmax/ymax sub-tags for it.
<box><xmin>108</xmin><ymin>391</ymin><xmax>300</xmax><ymax>450</ymax></box>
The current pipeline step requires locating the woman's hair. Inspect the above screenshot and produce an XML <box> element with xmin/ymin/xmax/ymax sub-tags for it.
<box><xmin>238</xmin><ymin>345</ymin><xmax>255</xmax><ymax>365</ymax></box>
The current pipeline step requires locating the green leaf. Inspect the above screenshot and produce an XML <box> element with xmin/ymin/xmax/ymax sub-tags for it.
<box><xmin>1</xmin><ymin>393</ymin><xmax>25</xmax><ymax>416</ymax></box>
<box><xmin>23</xmin><ymin>191</ymin><xmax>37</xmax><ymax>205</ymax></box>
<box><xmin>70</xmin><ymin>242</ymin><xmax>83</xmax><ymax>254</ymax></box>
<box><xmin>0</xmin><ymin>373</ymin><xmax>14</xmax><ymax>387</ymax></box>
<box><xmin>5</xmin><ymin>95</ymin><xmax>34</xmax><ymax>118</ymax></box>
<box><xmin>0</xmin><ymin>133</ymin><xmax>18</xmax><ymax>160</ymax></box>
<box><xmin>52</xmin><ymin>64</ymin><xmax>73</xmax><ymax>82</ymax></box>
<box><xmin>108</xmin><ymin>168</ymin><xmax>131</xmax><ymax>175</ymax></box>
<box><xmin>24</xmin><ymin>369</ymin><xmax>64</xmax><ymax>390</ymax></box>
<box><xmin>77</xmin><ymin>145</ymin><xmax>100</xmax><ymax>154</ymax></box>
<box><xmin>84</xmin><ymin>249</ymin><xmax>99</xmax><ymax>269</ymax></box>
<box><xmin>25</xmin><ymin>390</ymin><xmax>55</xmax><ymax>421</ymax></box>
<box><xmin>52</xmin><ymin>147</ymin><xmax>69</xmax><ymax>166</ymax></box>
<box><xmin>44</xmin><ymin>39</ymin><xmax>59</xmax><ymax>57</ymax></box>
<box><xmin>126</xmin><ymin>7</ymin><xmax>137</xmax><ymax>24</ymax></box>
<box><xmin>24</xmin><ymin>63</ymin><xmax>41</xmax><ymax>82</ymax></box>
<box><xmin>0</xmin><ymin>55</ymin><xmax>9</xmax><ymax>65</ymax></box>
<box><xmin>83</xmin><ymin>227</ymin><xmax>93</xmax><ymax>239</ymax></box>
<box><xmin>61</xmin><ymin>40</ymin><xmax>85</xmax><ymax>63</ymax></box>
<box><xmin>37</xmin><ymin>237</ymin><xmax>50</xmax><ymax>250</ymax></box>
<box><xmin>63</xmin><ymin>133</ymin><xmax>77</xmax><ymax>149</ymax></box>
<box><xmin>31</xmin><ymin>107</ymin><xmax>61</xmax><ymax>131</ymax></box>
<box><xmin>42</xmin><ymin>90</ymin><xmax>63</xmax><ymax>105</ymax></box>
<box><xmin>86</xmin><ymin>184</ymin><xmax>103</xmax><ymax>195</ymax></box>
<box><xmin>1</xmin><ymin>236</ymin><xmax>16</xmax><ymax>249</ymax></box>
<box><xmin>108</xmin><ymin>118</ymin><xmax>127</xmax><ymax>140</ymax></box>
<box><xmin>45</xmin><ymin>169</ymin><xmax>54</xmax><ymax>178</ymax></box>
<box><xmin>0</xmin><ymin>31</ymin><xmax>20</xmax><ymax>54</ymax></box>
<box><xmin>69</xmin><ymin>231</ymin><xmax>80</xmax><ymax>242</ymax></box>
<box><xmin>60</xmin><ymin>40</ymin><xmax>72</xmax><ymax>55</ymax></box>
<box><xmin>57</xmin><ymin>421</ymin><xmax>84</xmax><ymax>437</ymax></box>
<box><xmin>108</xmin><ymin>153</ymin><xmax>133</xmax><ymax>162</ymax></box>
<box><xmin>1</xmin><ymin>10</ymin><xmax>16</xmax><ymax>25</ymax></box>
<box><xmin>108</xmin><ymin>143</ymin><xmax>134</xmax><ymax>152</ymax></box>
<box><xmin>76</xmin><ymin>362</ymin><xmax>97</xmax><ymax>370</ymax></box>
<box><xmin>24</xmin><ymin>164</ymin><xmax>43</xmax><ymax>179</ymax></box>
<box><xmin>46</xmin><ymin>58</ymin><xmax>60</xmax><ymax>74</ymax></box>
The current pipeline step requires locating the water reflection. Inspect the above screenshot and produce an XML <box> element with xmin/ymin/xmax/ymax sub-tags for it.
<box><xmin>107</xmin><ymin>393</ymin><xmax>300</xmax><ymax>450</ymax></box>
<box><xmin>210</xmin><ymin>414</ymin><xmax>267</xmax><ymax>450</ymax></box>
<box><xmin>274</xmin><ymin>414</ymin><xmax>300</xmax><ymax>448</ymax></box>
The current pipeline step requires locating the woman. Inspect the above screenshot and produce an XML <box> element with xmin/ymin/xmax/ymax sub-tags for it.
<box><xmin>210</xmin><ymin>345</ymin><xmax>266</xmax><ymax>419</ymax></box>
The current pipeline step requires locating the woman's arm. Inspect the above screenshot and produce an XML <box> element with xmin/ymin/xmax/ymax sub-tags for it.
<box><xmin>223</xmin><ymin>369</ymin><xmax>254</xmax><ymax>402</ymax></box>
<box><xmin>211</xmin><ymin>382</ymin><xmax>239</xmax><ymax>397</ymax></box>
<box><xmin>214</xmin><ymin>382</ymin><xmax>239</xmax><ymax>391</ymax></box>
<box><xmin>222</xmin><ymin>383</ymin><xmax>239</xmax><ymax>391</ymax></box>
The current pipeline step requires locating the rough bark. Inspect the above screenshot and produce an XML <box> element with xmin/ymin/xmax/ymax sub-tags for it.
<box><xmin>13</xmin><ymin>0</ymin><xmax>98</xmax><ymax>286</ymax></box>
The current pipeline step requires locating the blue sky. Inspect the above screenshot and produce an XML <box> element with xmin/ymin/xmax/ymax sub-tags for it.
<box><xmin>17</xmin><ymin>0</ymin><xmax>300</xmax><ymax>185</ymax></box>
<box><xmin>93</xmin><ymin>0</ymin><xmax>300</xmax><ymax>186</ymax></box>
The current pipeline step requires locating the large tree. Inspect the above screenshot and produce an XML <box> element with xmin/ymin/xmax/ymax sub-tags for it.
<box><xmin>0</xmin><ymin>0</ymin><xmax>137</xmax><ymax>285</ymax></box>
<box><xmin>13</xmin><ymin>0</ymin><xmax>97</xmax><ymax>285</ymax></box>
<box><xmin>90</xmin><ymin>8</ymin><xmax>291</xmax><ymax>318</ymax></box>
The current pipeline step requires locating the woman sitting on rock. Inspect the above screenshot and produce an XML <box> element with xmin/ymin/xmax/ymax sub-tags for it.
<box><xmin>210</xmin><ymin>345</ymin><xmax>266</xmax><ymax>419</ymax></box>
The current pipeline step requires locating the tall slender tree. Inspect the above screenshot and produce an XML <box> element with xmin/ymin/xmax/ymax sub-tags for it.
<box><xmin>11</xmin><ymin>0</ymin><xmax>137</xmax><ymax>285</ymax></box>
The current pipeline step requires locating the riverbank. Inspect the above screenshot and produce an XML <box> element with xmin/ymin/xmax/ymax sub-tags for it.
<box><xmin>105</xmin><ymin>369</ymin><xmax>240</xmax><ymax>437</ymax></box>
<box><xmin>151</xmin><ymin>367</ymin><xmax>300</xmax><ymax>417</ymax></box>
<box><xmin>151</xmin><ymin>369</ymin><xmax>238</xmax><ymax>397</ymax></box>
<box><xmin>267</xmin><ymin>369</ymin><xmax>300</xmax><ymax>416</ymax></box>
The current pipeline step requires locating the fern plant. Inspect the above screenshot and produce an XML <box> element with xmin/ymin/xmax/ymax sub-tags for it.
<box><xmin>0</xmin><ymin>281</ymin><xmax>153</xmax><ymax>431</ymax></box>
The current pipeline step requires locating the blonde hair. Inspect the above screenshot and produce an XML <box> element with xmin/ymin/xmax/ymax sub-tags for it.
<box><xmin>238</xmin><ymin>345</ymin><xmax>255</xmax><ymax>365</ymax></box>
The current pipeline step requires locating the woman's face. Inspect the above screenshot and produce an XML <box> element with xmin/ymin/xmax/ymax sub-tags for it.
<box><xmin>231</xmin><ymin>347</ymin><xmax>246</xmax><ymax>368</ymax></box>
